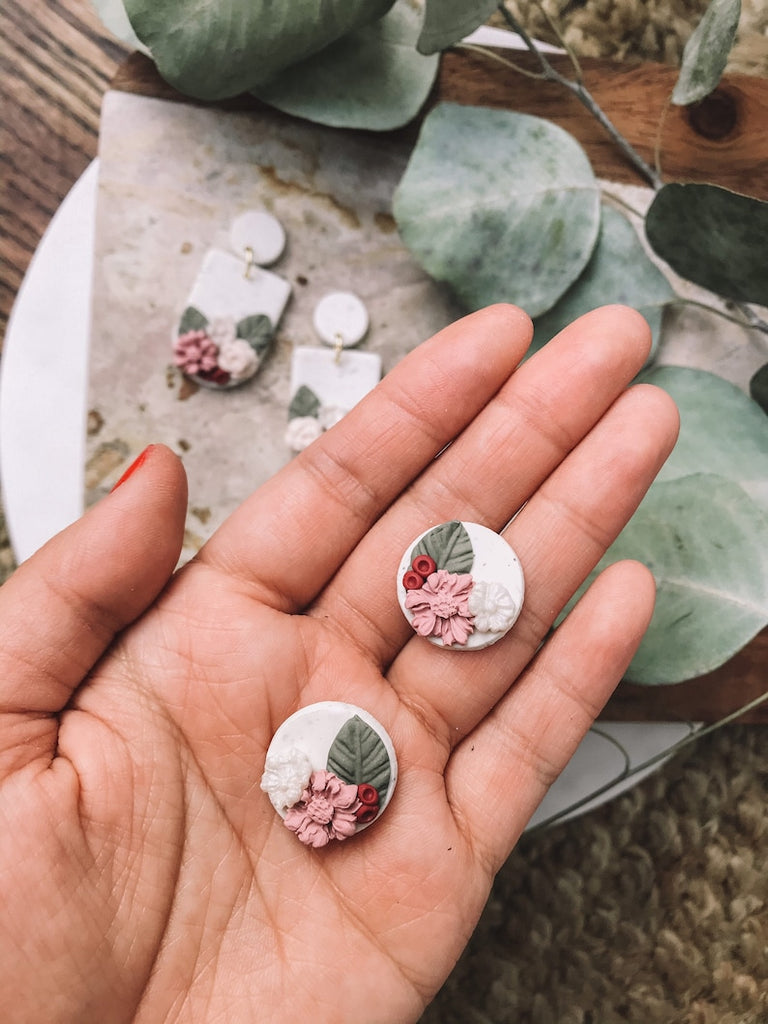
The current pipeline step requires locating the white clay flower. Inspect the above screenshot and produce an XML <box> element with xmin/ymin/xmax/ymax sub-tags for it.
<box><xmin>207</xmin><ymin>315</ymin><xmax>238</xmax><ymax>348</ymax></box>
<box><xmin>467</xmin><ymin>580</ymin><xmax>519</xmax><ymax>634</ymax></box>
<box><xmin>317</xmin><ymin>405</ymin><xmax>348</xmax><ymax>430</ymax></box>
<box><xmin>217</xmin><ymin>338</ymin><xmax>259</xmax><ymax>381</ymax></box>
<box><xmin>285</xmin><ymin>416</ymin><xmax>323</xmax><ymax>452</ymax></box>
<box><xmin>260</xmin><ymin>747</ymin><xmax>313</xmax><ymax>810</ymax></box>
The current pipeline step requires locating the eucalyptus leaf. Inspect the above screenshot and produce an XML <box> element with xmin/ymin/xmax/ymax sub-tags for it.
<box><xmin>289</xmin><ymin>385</ymin><xmax>321</xmax><ymax>420</ymax></box>
<box><xmin>393</xmin><ymin>104</ymin><xmax>601</xmax><ymax>317</ymax></box>
<box><xmin>89</xmin><ymin>0</ymin><xmax>150</xmax><ymax>54</ymax></box>
<box><xmin>583</xmin><ymin>474</ymin><xmax>768</xmax><ymax>684</ymax></box>
<box><xmin>529</xmin><ymin>205</ymin><xmax>675</xmax><ymax>360</ymax></box>
<box><xmin>639</xmin><ymin>365</ymin><xmax>768</xmax><ymax>511</ymax></box>
<box><xmin>236</xmin><ymin>313</ymin><xmax>273</xmax><ymax>354</ymax></box>
<box><xmin>672</xmin><ymin>0</ymin><xmax>741</xmax><ymax>105</ymax></box>
<box><xmin>327</xmin><ymin>716</ymin><xmax>391</xmax><ymax>801</ymax></box>
<box><xmin>124</xmin><ymin>0</ymin><xmax>395</xmax><ymax>100</ymax></box>
<box><xmin>645</xmin><ymin>183</ymin><xmax>768</xmax><ymax>306</ymax></box>
<box><xmin>412</xmin><ymin>521</ymin><xmax>474</xmax><ymax>574</ymax></box>
<box><xmin>417</xmin><ymin>0</ymin><xmax>499</xmax><ymax>54</ymax></box>
<box><xmin>252</xmin><ymin>1</ymin><xmax>439</xmax><ymax>131</ymax></box>
<box><xmin>178</xmin><ymin>305</ymin><xmax>208</xmax><ymax>334</ymax></box>
<box><xmin>749</xmin><ymin>362</ymin><xmax>768</xmax><ymax>416</ymax></box>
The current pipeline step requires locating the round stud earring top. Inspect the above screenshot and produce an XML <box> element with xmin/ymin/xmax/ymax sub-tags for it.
<box><xmin>261</xmin><ymin>701</ymin><xmax>397</xmax><ymax>848</ymax></box>
<box><xmin>313</xmin><ymin>291</ymin><xmax>369</xmax><ymax>348</ymax></box>
<box><xmin>397</xmin><ymin>520</ymin><xmax>524</xmax><ymax>650</ymax></box>
<box><xmin>229</xmin><ymin>210</ymin><xmax>286</xmax><ymax>266</ymax></box>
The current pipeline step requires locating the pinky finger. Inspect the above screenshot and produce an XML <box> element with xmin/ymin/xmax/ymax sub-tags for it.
<box><xmin>446</xmin><ymin>559</ymin><xmax>656</xmax><ymax>876</ymax></box>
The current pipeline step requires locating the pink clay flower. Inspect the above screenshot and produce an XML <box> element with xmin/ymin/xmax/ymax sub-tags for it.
<box><xmin>283</xmin><ymin>770</ymin><xmax>361</xmax><ymax>848</ymax></box>
<box><xmin>174</xmin><ymin>329</ymin><xmax>219</xmax><ymax>374</ymax></box>
<box><xmin>405</xmin><ymin>569</ymin><xmax>474</xmax><ymax>646</ymax></box>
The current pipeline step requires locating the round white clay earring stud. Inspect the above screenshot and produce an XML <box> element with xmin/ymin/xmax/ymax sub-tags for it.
<box><xmin>261</xmin><ymin>702</ymin><xmax>397</xmax><ymax>848</ymax></box>
<box><xmin>397</xmin><ymin>520</ymin><xmax>524</xmax><ymax>650</ymax></box>
<box><xmin>313</xmin><ymin>291</ymin><xmax>369</xmax><ymax>348</ymax></box>
<box><xmin>230</xmin><ymin>210</ymin><xmax>286</xmax><ymax>266</ymax></box>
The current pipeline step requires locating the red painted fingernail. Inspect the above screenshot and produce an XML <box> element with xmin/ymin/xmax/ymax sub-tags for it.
<box><xmin>111</xmin><ymin>445</ymin><xmax>155</xmax><ymax>492</ymax></box>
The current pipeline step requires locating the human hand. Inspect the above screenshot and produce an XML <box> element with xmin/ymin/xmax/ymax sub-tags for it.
<box><xmin>0</xmin><ymin>305</ymin><xmax>678</xmax><ymax>1023</ymax></box>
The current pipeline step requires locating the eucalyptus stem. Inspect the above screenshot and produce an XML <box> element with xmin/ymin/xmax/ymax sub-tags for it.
<box><xmin>526</xmin><ymin>687</ymin><xmax>768</xmax><ymax>835</ymax></box>
<box><xmin>497</xmin><ymin>2</ymin><xmax>664</xmax><ymax>190</ymax></box>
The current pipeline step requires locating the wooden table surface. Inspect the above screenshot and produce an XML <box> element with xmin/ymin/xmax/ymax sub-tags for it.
<box><xmin>2</xmin><ymin>0</ymin><xmax>767</xmax><ymax>720</ymax></box>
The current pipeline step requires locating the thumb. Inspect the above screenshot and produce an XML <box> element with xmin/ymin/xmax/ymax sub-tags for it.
<box><xmin>0</xmin><ymin>444</ymin><xmax>187</xmax><ymax>770</ymax></box>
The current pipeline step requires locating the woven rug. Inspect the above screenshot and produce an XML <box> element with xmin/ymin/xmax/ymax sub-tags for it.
<box><xmin>1</xmin><ymin>2</ymin><xmax>767</xmax><ymax>1021</ymax></box>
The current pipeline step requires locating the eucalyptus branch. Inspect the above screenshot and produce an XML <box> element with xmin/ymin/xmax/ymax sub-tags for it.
<box><xmin>496</xmin><ymin>2</ymin><xmax>664</xmax><ymax>190</ymax></box>
<box><xmin>455</xmin><ymin>42</ymin><xmax>547</xmax><ymax>82</ymax></box>
<box><xmin>526</xmin><ymin>687</ymin><xmax>768</xmax><ymax>835</ymax></box>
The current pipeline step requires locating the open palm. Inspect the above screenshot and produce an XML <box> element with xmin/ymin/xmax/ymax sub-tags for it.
<box><xmin>0</xmin><ymin>306</ymin><xmax>678</xmax><ymax>1024</ymax></box>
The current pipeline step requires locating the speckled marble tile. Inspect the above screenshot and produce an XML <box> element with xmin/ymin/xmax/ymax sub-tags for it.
<box><xmin>87</xmin><ymin>92</ymin><xmax>464</xmax><ymax>562</ymax></box>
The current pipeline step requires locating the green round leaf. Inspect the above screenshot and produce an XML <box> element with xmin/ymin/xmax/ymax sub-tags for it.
<box><xmin>252</xmin><ymin>1</ymin><xmax>439</xmax><ymax>131</ymax></box>
<box><xmin>672</xmin><ymin>0</ymin><xmax>741</xmax><ymax>106</ymax></box>
<box><xmin>392</xmin><ymin>103</ymin><xmax>601</xmax><ymax>317</ymax></box>
<box><xmin>529</xmin><ymin>205</ymin><xmax>675</xmax><ymax>360</ymax></box>
<box><xmin>417</xmin><ymin>0</ymin><xmax>498</xmax><ymax>54</ymax></box>
<box><xmin>639</xmin><ymin>365</ymin><xmax>768</xmax><ymax>511</ymax></box>
<box><xmin>645</xmin><ymin>183</ymin><xmax>768</xmax><ymax>306</ymax></box>
<box><xmin>123</xmin><ymin>0</ymin><xmax>395</xmax><ymax>100</ymax></box>
<box><xmin>591</xmin><ymin>474</ymin><xmax>768</xmax><ymax>684</ymax></box>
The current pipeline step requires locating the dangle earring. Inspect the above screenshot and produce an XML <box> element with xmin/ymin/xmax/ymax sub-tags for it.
<box><xmin>172</xmin><ymin>210</ymin><xmax>291</xmax><ymax>389</ymax></box>
<box><xmin>285</xmin><ymin>291</ymin><xmax>381</xmax><ymax>451</ymax></box>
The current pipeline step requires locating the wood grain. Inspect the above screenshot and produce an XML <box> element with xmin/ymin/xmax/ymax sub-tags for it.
<box><xmin>0</xmin><ymin>0</ymin><xmax>127</xmax><ymax>339</ymax></box>
<box><xmin>3</xmin><ymin>7</ymin><xmax>767</xmax><ymax>720</ymax></box>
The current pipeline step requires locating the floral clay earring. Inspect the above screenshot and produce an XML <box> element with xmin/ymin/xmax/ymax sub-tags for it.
<box><xmin>173</xmin><ymin>211</ymin><xmax>291</xmax><ymax>389</ymax></box>
<box><xmin>261</xmin><ymin>702</ymin><xmax>398</xmax><ymax>848</ymax></box>
<box><xmin>397</xmin><ymin>520</ymin><xmax>524</xmax><ymax>649</ymax></box>
<box><xmin>285</xmin><ymin>291</ymin><xmax>382</xmax><ymax>451</ymax></box>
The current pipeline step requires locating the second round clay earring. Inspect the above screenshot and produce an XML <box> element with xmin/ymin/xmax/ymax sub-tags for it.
<box><xmin>397</xmin><ymin>520</ymin><xmax>524</xmax><ymax>650</ymax></box>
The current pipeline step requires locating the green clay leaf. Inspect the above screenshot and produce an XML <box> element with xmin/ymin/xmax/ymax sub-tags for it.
<box><xmin>417</xmin><ymin>0</ymin><xmax>499</xmax><ymax>54</ymax></box>
<box><xmin>529</xmin><ymin>205</ymin><xmax>675</xmax><ymax>361</ymax></box>
<box><xmin>639</xmin><ymin>365</ymin><xmax>768</xmax><ymax>512</ymax></box>
<box><xmin>251</xmin><ymin>1</ymin><xmax>439</xmax><ymax>131</ymax></box>
<box><xmin>288</xmin><ymin>385</ymin><xmax>321</xmax><ymax>421</ymax></box>
<box><xmin>327</xmin><ymin>716</ymin><xmax>391</xmax><ymax>802</ymax></box>
<box><xmin>236</xmin><ymin>313</ymin><xmax>274</xmax><ymax>354</ymax></box>
<box><xmin>412</xmin><ymin>520</ymin><xmax>474</xmax><ymax>574</ymax></box>
<box><xmin>672</xmin><ymin>0</ymin><xmax>741</xmax><ymax>105</ymax></box>
<box><xmin>393</xmin><ymin>103</ymin><xmax>601</xmax><ymax>317</ymax></box>
<box><xmin>583</xmin><ymin>474</ymin><xmax>768</xmax><ymax>685</ymax></box>
<box><xmin>123</xmin><ymin>0</ymin><xmax>395</xmax><ymax>100</ymax></box>
<box><xmin>178</xmin><ymin>305</ymin><xmax>208</xmax><ymax>334</ymax></box>
<box><xmin>645</xmin><ymin>183</ymin><xmax>768</xmax><ymax>306</ymax></box>
<box><xmin>749</xmin><ymin>362</ymin><xmax>768</xmax><ymax>416</ymax></box>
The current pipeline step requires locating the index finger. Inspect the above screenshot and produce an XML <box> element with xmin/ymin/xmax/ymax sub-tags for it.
<box><xmin>197</xmin><ymin>305</ymin><xmax>532</xmax><ymax>608</ymax></box>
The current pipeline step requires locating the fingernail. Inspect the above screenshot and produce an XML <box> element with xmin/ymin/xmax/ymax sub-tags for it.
<box><xmin>111</xmin><ymin>445</ymin><xmax>155</xmax><ymax>492</ymax></box>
